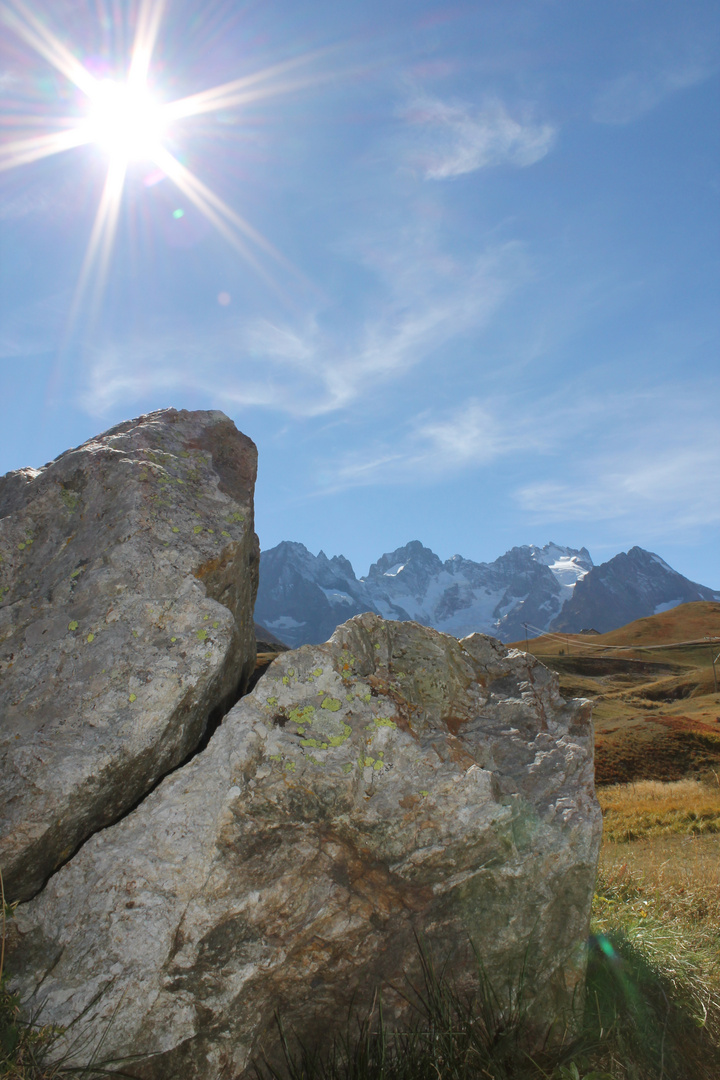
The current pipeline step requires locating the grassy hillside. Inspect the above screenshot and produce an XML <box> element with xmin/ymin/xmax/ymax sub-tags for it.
<box><xmin>510</xmin><ymin>602</ymin><xmax>720</xmax><ymax>785</ymax></box>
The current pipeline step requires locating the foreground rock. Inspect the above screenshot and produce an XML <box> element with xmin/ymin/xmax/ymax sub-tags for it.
<box><xmin>9</xmin><ymin>614</ymin><xmax>601</xmax><ymax>1076</ymax></box>
<box><xmin>0</xmin><ymin>409</ymin><xmax>259</xmax><ymax>902</ymax></box>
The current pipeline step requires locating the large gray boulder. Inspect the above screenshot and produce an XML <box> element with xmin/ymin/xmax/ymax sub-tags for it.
<box><xmin>8</xmin><ymin>613</ymin><xmax>601</xmax><ymax>1075</ymax></box>
<box><xmin>0</xmin><ymin>408</ymin><xmax>259</xmax><ymax>903</ymax></box>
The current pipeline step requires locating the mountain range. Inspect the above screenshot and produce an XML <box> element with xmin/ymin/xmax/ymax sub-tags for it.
<box><xmin>255</xmin><ymin>540</ymin><xmax>719</xmax><ymax>648</ymax></box>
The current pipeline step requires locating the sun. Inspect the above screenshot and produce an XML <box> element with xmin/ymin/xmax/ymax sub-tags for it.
<box><xmin>0</xmin><ymin>0</ymin><xmax>322</xmax><ymax>319</ymax></box>
<box><xmin>85</xmin><ymin>79</ymin><xmax>167</xmax><ymax>163</ymax></box>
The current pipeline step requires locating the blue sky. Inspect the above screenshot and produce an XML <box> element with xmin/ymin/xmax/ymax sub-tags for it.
<box><xmin>1</xmin><ymin>0</ymin><xmax>718</xmax><ymax>586</ymax></box>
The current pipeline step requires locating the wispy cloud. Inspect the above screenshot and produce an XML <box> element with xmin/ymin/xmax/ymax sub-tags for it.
<box><xmin>515</xmin><ymin>391</ymin><xmax>720</xmax><ymax>535</ymax></box>
<box><xmin>81</xmin><ymin>240</ymin><xmax>528</xmax><ymax>418</ymax></box>
<box><xmin>400</xmin><ymin>93</ymin><xmax>556</xmax><ymax>179</ymax></box>
<box><xmin>312</xmin><ymin>398</ymin><xmax>548</xmax><ymax>493</ymax></box>
<box><xmin>593</xmin><ymin>62</ymin><xmax>716</xmax><ymax>125</ymax></box>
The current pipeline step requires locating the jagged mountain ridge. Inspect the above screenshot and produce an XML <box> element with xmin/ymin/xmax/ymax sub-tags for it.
<box><xmin>257</xmin><ymin>539</ymin><xmax>588</xmax><ymax>646</ymax></box>
<box><xmin>255</xmin><ymin>539</ymin><xmax>719</xmax><ymax>648</ymax></box>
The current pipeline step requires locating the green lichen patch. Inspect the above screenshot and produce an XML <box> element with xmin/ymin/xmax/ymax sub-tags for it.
<box><xmin>197</xmin><ymin>629</ymin><xmax>208</xmax><ymax>641</ymax></box>
<box><xmin>226</xmin><ymin>512</ymin><xmax>244</xmax><ymax>524</ymax></box>
<box><xmin>129</xmin><ymin>693</ymin><xmax>137</xmax><ymax>703</ymax></box>
<box><xmin>321</xmin><ymin>697</ymin><xmax>341</xmax><ymax>712</ymax></box>
<box><xmin>289</xmin><ymin>705</ymin><xmax>315</xmax><ymax>725</ymax></box>
<box><xmin>313</xmin><ymin>668</ymin><xmax>323</xmax><ymax>677</ymax></box>
<box><xmin>269</xmin><ymin>754</ymin><xmax>282</xmax><ymax>762</ymax></box>
<box><xmin>60</xmin><ymin>488</ymin><xmax>80</xmax><ymax>513</ymax></box>
<box><xmin>171</xmin><ymin>526</ymin><xmax>180</xmax><ymax>533</ymax></box>
<box><xmin>328</xmin><ymin>725</ymin><xmax>352</xmax><ymax>747</ymax></box>
<box><xmin>68</xmin><ymin>620</ymin><xmax>79</xmax><ymax>631</ymax></box>
<box><xmin>86</xmin><ymin>633</ymin><xmax>95</xmax><ymax>643</ymax></box>
<box><xmin>342</xmin><ymin>763</ymin><xmax>354</xmax><ymax>774</ymax></box>
<box><xmin>266</xmin><ymin>696</ymin><xmax>278</xmax><ymax>706</ymax></box>
<box><xmin>285</xmin><ymin>761</ymin><xmax>296</xmax><ymax>772</ymax></box>
<box><xmin>374</xmin><ymin>718</ymin><xmax>397</xmax><ymax>729</ymax></box>
<box><xmin>193</xmin><ymin>525</ymin><xmax>203</xmax><ymax>534</ymax></box>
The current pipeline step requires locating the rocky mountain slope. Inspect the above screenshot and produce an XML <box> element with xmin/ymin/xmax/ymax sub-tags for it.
<box><xmin>255</xmin><ymin>539</ymin><xmax>718</xmax><ymax>647</ymax></box>
<box><xmin>551</xmin><ymin>546</ymin><xmax>719</xmax><ymax>634</ymax></box>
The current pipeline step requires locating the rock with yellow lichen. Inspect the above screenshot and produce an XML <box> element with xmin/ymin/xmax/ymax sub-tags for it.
<box><xmin>7</xmin><ymin>613</ymin><xmax>601</xmax><ymax>1077</ymax></box>
<box><xmin>0</xmin><ymin>408</ymin><xmax>259</xmax><ymax>903</ymax></box>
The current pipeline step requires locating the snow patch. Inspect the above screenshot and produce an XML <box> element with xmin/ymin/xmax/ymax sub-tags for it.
<box><xmin>653</xmin><ymin>598</ymin><xmax>685</xmax><ymax>615</ymax></box>
<box><xmin>267</xmin><ymin>616</ymin><xmax>306</xmax><ymax>629</ymax></box>
<box><xmin>383</xmin><ymin>563</ymin><xmax>405</xmax><ymax>577</ymax></box>
<box><xmin>319</xmin><ymin>587</ymin><xmax>355</xmax><ymax>606</ymax></box>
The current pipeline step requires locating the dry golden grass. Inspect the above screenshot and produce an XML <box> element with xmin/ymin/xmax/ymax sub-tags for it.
<box><xmin>598</xmin><ymin>778</ymin><xmax>720</xmax><ymax>841</ymax></box>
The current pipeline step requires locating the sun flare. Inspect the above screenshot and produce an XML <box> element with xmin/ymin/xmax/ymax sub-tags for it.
<box><xmin>85</xmin><ymin>80</ymin><xmax>167</xmax><ymax>163</ymax></box>
<box><xmin>0</xmin><ymin>0</ymin><xmax>320</xmax><ymax>324</ymax></box>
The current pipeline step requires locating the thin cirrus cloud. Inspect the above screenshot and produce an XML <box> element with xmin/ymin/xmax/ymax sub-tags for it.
<box><xmin>514</xmin><ymin>401</ymin><xmax>720</xmax><ymax>536</ymax></box>
<box><xmin>400</xmin><ymin>93</ymin><xmax>557</xmax><ymax>179</ymax></box>
<box><xmin>312</xmin><ymin>398</ymin><xmax>548</xmax><ymax>494</ymax></box>
<box><xmin>81</xmin><ymin>241</ymin><xmax>527</xmax><ymax>419</ymax></box>
<box><xmin>592</xmin><ymin>61</ymin><xmax>716</xmax><ymax>125</ymax></box>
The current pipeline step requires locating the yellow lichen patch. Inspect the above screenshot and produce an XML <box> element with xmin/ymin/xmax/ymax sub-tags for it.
<box><xmin>266</xmin><ymin>696</ymin><xmax>278</xmax><ymax>706</ymax></box>
<box><xmin>373</xmin><ymin>760</ymin><xmax>383</xmax><ymax>771</ymax></box>
<box><xmin>172</xmin><ymin>526</ymin><xmax>180</xmax><ymax>533</ymax></box>
<box><xmin>289</xmin><ymin>705</ymin><xmax>315</xmax><ymax>725</ymax></box>
<box><xmin>269</xmin><ymin>754</ymin><xmax>282</xmax><ymax>762</ymax></box>
<box><xmin>68</xmin><ymin>620</ymin><xmax>79</xmax><ymax>631</ymax></box>
<box><xmin>285</xmin><ymin>761</ymin><xmax>296</xmax><ymax>772</ymax></box>
<box><xmin>86</xmin><ymin>633</ymin><xmax>95</xmax><ymax>643</ymax></box>
<box><xmin>321</xmin><ymin>697</ymin><xmax>341</xmax><ymax>712</ymax></box>
<box><xmin>301</xmin><ymin>738</ymin><xmax>320</xmax><ymax>748</ymax></box>
<box><xmin>171</xmin><ymin>637</ymin><xmax>177</xmax><ymax>643</ymax></box>
<box><xmin>313</xmin><ymin>668</ymin><xmax>323</xmax><ymax>677</ymax></box>
<box><xmin>374</xmin><ymin>718</ymin><xmax>397</xmax><ymax>729</ymax></box>
<box><xmin>197</xmin><ymin>629</ymin><xmax>208</xmax><ymax>641</ymax></box>
<box><xmin>212</xmin><ymin>621</ymin><xmax>219</xmax><ymax>629</ymax></box>
<box><xmin>129</xmin><ymin>693</ymin><xmax>137</xmax><ymax>703</ymax></box>
<box><xmin>342</xmin><ymin>763</ymin><xmax>354</xmax><ymax>774</ymax></box>
<box><xmin>193</xmin><ymin>525</ymin><xmax>203</xmax><ymax>534</ymax></box>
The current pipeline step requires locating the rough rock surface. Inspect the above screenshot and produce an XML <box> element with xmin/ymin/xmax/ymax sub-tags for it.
<box><xmin>0</xmin><ymin>409</ymin><xmax>259</xmax><ymax>903</ymax></box>
<box><xmin>9</xmin><ymin>614</ymin><xmax>601</xmax><ymax>1076</ymax></box>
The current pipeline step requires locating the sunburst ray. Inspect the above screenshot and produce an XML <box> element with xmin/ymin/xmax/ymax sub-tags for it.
<box><xmin>128</xmin><ymin>0</ymin><xmax>167</xmax><ymax>90</ymax></box>
<box><xmin>0</xmin><ymin>127</ymin><xmax>90</xmax><ymax>172</ymax></box>
<box><xmin>68</xmin><ymin>156</ymin><xmax>127</xmax><ymax>326</ymax></box>
<box><xmin>1</xmin><ymin>0</ymin><xmax>96</xmax><ymax>96</ymax></box>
